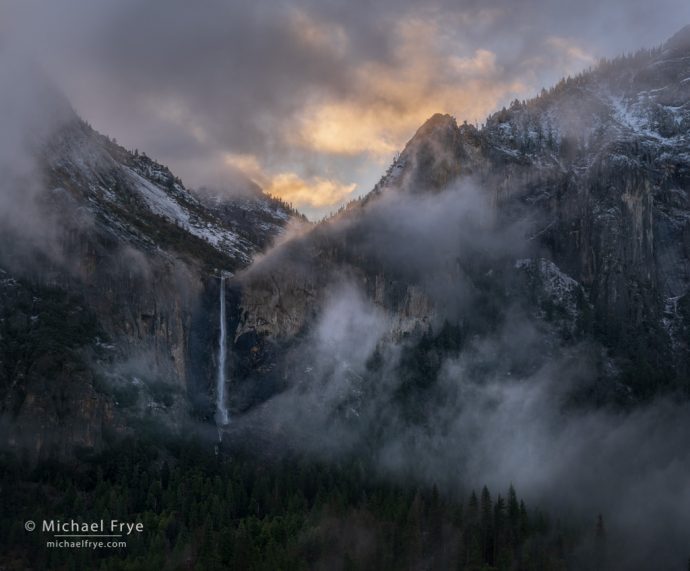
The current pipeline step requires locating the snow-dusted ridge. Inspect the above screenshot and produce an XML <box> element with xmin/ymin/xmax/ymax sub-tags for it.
<box><xmin>42</xmin><ymin>118</ymin><xmax>296</xmax><ymax>267</ymax></box>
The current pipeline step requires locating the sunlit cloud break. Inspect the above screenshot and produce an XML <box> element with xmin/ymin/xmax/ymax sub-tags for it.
<box><xmin>224</xmin><ymin>153</ymin><xmax>357</xmax><ymax>211</ymax></box>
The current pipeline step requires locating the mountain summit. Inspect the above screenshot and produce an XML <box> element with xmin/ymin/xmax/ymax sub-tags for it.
<box><xmin>230</xmin><ymin>25</ymin><xmax>690</xmax><ymax>406</ymax></box>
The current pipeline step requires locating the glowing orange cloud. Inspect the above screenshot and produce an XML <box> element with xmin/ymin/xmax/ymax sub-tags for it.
<box><xmin>165</xmin><ymin>13</ymin><xmax>601</xmax><ymax>216</ymax></box>
<box><xmin>265</xmin><ymin>173</ymin><xmax>356</xmax><ymax>209</ymax></box>
<box><xmin>289</xmin><ymin>17</ymin><xmax>528</xmax><ymax>158</ymax></box>
<box><xmin>223</xmin><ymin>153</ymin><xmax>357</xmax><ymax>209</ymax></box>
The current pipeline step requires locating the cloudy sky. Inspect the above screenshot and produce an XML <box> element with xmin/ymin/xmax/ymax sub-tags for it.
<box><xmin>4</xmin><ymin>0</ymin><xmax>690</xmax><ymax>217</ymax></box>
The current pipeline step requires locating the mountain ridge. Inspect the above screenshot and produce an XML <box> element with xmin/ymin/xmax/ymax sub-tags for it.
<box><xmin>4</xmin><ymin>27</ymin><xmax>690</xmax><ymax>460</ymax></box>
<box><xmin>0</xmin><ymin>88</ymin><xmax>303</xmax><ymax>457</ymax></box>
<box><xmin>228</xmin><ymin>26</ymin><xmax>690</xmax><ymax>410</ymax></box>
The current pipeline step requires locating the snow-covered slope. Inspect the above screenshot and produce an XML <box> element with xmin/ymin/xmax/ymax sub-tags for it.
<box><xmin>42</xmin><ymin>118</ymin><xmax>297</xmax><ymax>269</ymax></box>
<box><xmin>194</xmin><ymin>183</ymin><xmax>306</xmax><ymax>252</ymax></box>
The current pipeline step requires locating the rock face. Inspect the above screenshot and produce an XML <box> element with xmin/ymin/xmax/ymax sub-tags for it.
<box><xmin>5</xmin><ymin>28</ymin><xmax>690</xmax><ymax>457</ymax></box>
<box><xmin>0</xmin><ymin>99</ymin><xmax>300</xmax><ymax>458</ymax></box>
<box><xmin>229</xmin><ymin>28</ymin><xmax>690</xmax><ymax>404</ymax></box>
<box><xmin>470</xmin><ymin>30</ymin><xmax>690</xmax><ymax>391</ymax></box>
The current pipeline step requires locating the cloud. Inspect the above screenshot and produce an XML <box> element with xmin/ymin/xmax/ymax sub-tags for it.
<box><xmin>546</xmin><ymin>36</ymin><xmax>596</xmax><ymax>65</ymax></box>
<box><xmin>223</xmin><ymin>152</ymin><xmax>357</xmax><ymax>211</ymax></box>
<box><xmin>289</xmin><ymin>7</ymin><xmax>350</xmax><ymax>57</ymax></box>
<box><xmin>223</xmin><ymin>153</ymin><xmax>264</xmax><ymax>180</ymax></box>
<box><xmin>290</xmin><ymin>18</ymin><xmax>527</xmax><ymax>158</ymax></box>
<box><xmin>233</xmin><ymin>177</ymin><xmax>690</xmax><ymax>568</ymax></box>
<box><xmin>0</xmin><ymin>50</ymin><xmax>81</xmax><ymax>269</ymax></box>
<box><xmin>4</xmin><ymin>0</ymin><xmax>690</xmax><ymax>214</ymax></box>
<box><xmin>265</xmin><ymin>173</ymin><xmax>357</xmax><ymax>209</ymax></box>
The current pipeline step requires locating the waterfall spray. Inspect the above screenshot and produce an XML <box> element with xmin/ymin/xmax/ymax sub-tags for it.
<box><xmin>216</xmin><ymin>273</ymin><xmax>229</xmax><ymax>426</ymax></box>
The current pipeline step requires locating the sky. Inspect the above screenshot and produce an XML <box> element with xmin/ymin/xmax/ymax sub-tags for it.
<box><xmin>3</xmin><ymin>0</ymin><xmax>690</xmax><ymax>218</ymax></box>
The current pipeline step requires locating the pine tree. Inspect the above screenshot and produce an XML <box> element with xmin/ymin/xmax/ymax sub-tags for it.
<box><xmin>595</xmin><ymin>513</ymin><xmax>607</xmax><ymax>571</ymax></box>
<box><xmin>480</xmin><ymin>486</ymin><xmax>494</xmax><ymax>565</ymax></box>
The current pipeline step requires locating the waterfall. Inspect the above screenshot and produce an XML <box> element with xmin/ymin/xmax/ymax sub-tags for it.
<box><xmin>216</xmin><ymin>273</ymin><xmax>229</xmax><ymax>426</ymax></box>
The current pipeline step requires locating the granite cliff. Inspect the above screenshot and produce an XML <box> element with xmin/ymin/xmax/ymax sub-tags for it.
<box><xmin>4</xmin><ymin>28</ymin><xmax>690</xmax><ymax>457</ymax></box>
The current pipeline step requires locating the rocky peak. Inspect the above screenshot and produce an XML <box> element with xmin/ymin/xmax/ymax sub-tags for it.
<box><xmin>412</xmin><ymin>113</ymin><xmax>458</xmax><ymax>139</ymax></box>
<box><xmin>664</xmin><ymin>24</ymin><xmax>690</xmax><ymax>53</ymax></box>
<box><xmin>380</xmin><ymin>113</ymin><xmax>486</xmax><ymax>194</ymax></box>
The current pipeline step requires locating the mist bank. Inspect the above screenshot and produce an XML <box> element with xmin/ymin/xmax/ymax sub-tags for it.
<box><xmin>224</xmin><ymin>160</ymin><xmax>690</xmax><ymax>568</ymax></box>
